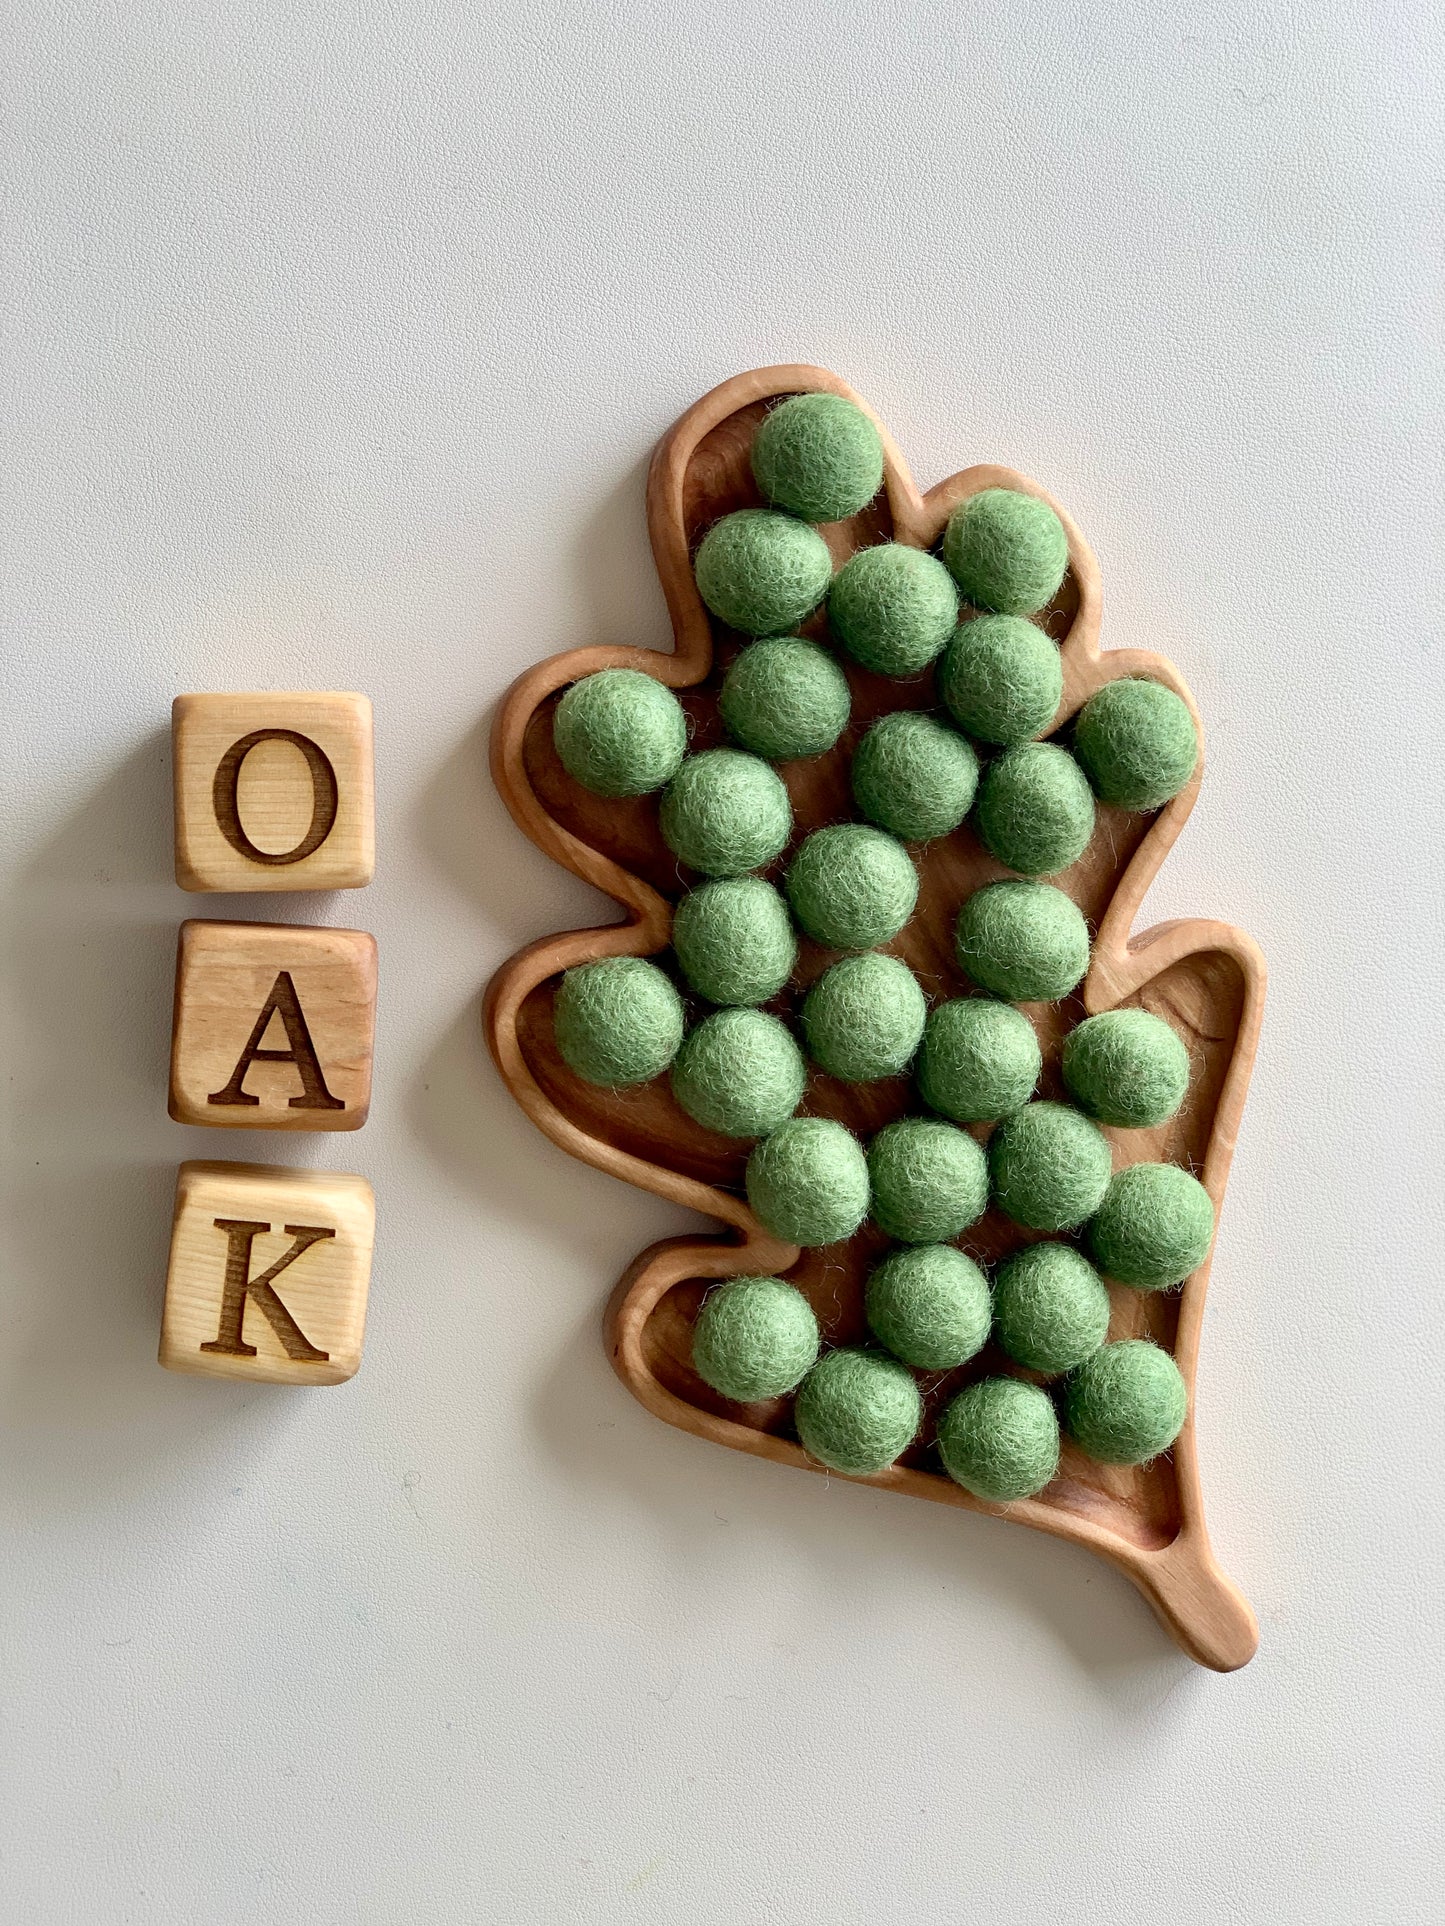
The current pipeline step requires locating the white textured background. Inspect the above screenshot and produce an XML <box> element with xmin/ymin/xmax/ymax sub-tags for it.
<box><xmin>4</xmin><ymin>4</ymin><xmax>1442</xmax><ymax>1921</ymax></box>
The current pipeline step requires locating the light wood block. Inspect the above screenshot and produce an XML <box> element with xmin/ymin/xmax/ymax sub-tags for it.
<box><xmin>160</xmin><ymin>1160</ymin><xmax>374</xmax><ymax>1384</ymax></box>
<box><xmin>169</xmin><ymin>919</ymin><xmax>377</xmax><ymax>1131</ymax></box>
<box><xmin>172</xmin><ymin>690</ymin><xmax>375</xmax><ymax>892</ymax></box>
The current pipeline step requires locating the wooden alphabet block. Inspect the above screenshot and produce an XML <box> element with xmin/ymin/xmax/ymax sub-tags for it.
<box><xmin>172</xmin><ymin>690</ymin><xmax>375</xmax><ymax>892</ymax></box>
<box><xmin>169</xmin><ymin>919</ymin><xmax>377</xmax><ymax>1131</ymax></box>
<box><xmin>160</xmin><ymin>1161</ymin><xmax>375</xmax><ymax>1384</ymax></box>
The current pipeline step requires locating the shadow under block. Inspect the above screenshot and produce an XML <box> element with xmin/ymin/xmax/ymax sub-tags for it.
<box><xmin>172</xmin><ymin>690</ymin><xmax>375</xmax><ymax>892</ymax></box>
<box><xmin>170</xmin><ymin>919</ymin><xmax>377</xmax><ymax>1131</ymax></box>
<box><xmin>160</xmin><ymin>1161</ymin><xmax>375</xmax><ymax>1384</ymax></box>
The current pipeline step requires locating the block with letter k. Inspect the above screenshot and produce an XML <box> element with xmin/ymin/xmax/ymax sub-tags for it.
<box><xmin>160</xmin><ymin>1162</ymin><xmax>375</xmax><ymax>1385</ymax></box>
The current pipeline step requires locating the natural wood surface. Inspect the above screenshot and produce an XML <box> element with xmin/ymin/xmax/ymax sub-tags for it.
<box><xmin>159</xmin><ymin>1160</ymin><xmax>375</xmax><ymax>1385</ymax></box>
<box><xmin>484</xmin><ymin>365</ymin><xmax>1265</xmax><ymax>1672</ymax></box>
<box><xmin>169</xmin><ymin>919</ymin><xmax>377</xmax><ymax>1131</ymax></box>
<box><xmin>172</xmin><ymin>690</ymin><xmax>375</xmax><ymax>892</ymax></box>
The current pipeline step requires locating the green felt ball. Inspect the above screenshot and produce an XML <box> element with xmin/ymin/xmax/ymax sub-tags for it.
<box><xmin>955</xmin><ymin>879</ymin><xmax>1090</xmax><ymax>1002</ymax></box>
<box><xmin>1089</xmin><ymin>1162</ymin><xmax>1215</xmax><ymax>1290</ymax></box>
<box><xmin>801</xmin><ymin>952</ymin><xmax>926</xmax><ymax>1083</ymax></box>
<box><xmin>941</xmin><ymin>488</ymin><xmax>1069</xmax><ymax>616</ymax></box>
<box><xmin>865</xmin><ymin>1244</ymin><xmax>991</xmax><ymax>1371</ymax></box>
<box><xmin>938</xmin><ymin>614</ymin><xmax>1064</xmax><ymax>747</ymax></box>
<box><xmin>916</xmin><ymin>998</ymin><xmax>1041</xmax><ymax>1122</ymax></box>
<box><xmin>1073</xmin><ymin>678</ymin><xmax>1200</xmax><ymax>811</ymax></box>
<box><xmin>719</xmin><ymin>636</ymin><xmax>851</xmax><ymax>762</ymax></box>
<box><xmin>786</xmin><ymin>824</ymin><xmax>919</xmax><ymax>950</ymax></box>
<box><xmin>993</xmin><ymin>1243</ymin><xmax>1111</xmax><ymax>1376</ymax></box>
<box><xmin>553</xmin><ymin>956</ymin><xmax>684</xmax><ymax>1087</ymax></box>
<box><xmin>1065</xmin><ymin>1339</ymin><xmax>1187</xmax><ymax>1464</ymax></box>
<box><xmin>660</xmin><ymin>749</ymin><xmax>792</xmax><ymax>877</ymax></box>
<box><xmin>827</xmin><ymin>544</ymin><xmax>959</xmax><ymax>675</ymax></box>
<box><xmin>694</xmin><ymin>509</ymin><xmax>834</xmax><ymax>635</ymax></box>
<box><xmin>552</xmin><ymin>669</ymin><xmax>687</xmax><ymax>798</ymax></box>
<box><xmin>692</xmin><ymin>1276</ymin><xmax>820</xmax><ymax>1403</ymax></box>
<box><xmin>794</xmin><ymin>1348</ymin><xmax>922</xmax><ymax>1474</ymax></box>
<box><xmin>671</xmin><ymin>1009</ymin><xmax>806</xmax><ymax>1138</ymax></box>
<box><xmin>1062</xmin><ymin>1009</ymin><xmax>1190</xmax><ymax>1128</ymax></box>
<box><xmin>745</xmin><ymin>1116</ymin><xmax>870</xmax><ymax>1247</ymax></box>
<box><xmin>850</xmin><ymin>711</ymin><xmax>979</xmax><ymax>844</ymax></box>
<box><xmin>989</xmin><ymin>1101</ymin><xmax>1112</xmax><ymax>1232</ymax></box>
<box><xmin>750</xmin><ymin>393</ymin><xmax>885</xmax><ymax>523</ymax></box>
<box><xmin>937</xmin><ymin>1377</ymin><xmax>1060</xmax><ymax>1501</ymax></box>
<box><xmin>867</xmin><ymin>1117</ymin><xmax>989</xmax><ymax>1244</ymax></box>
<box><xmin>975</xmin><ymin>742</ymin><xmax>1096</xmax><ymax>878</ymax></box>
<box><xmin>671</xmin><ymin>876</ymin><xmax>797</xmax><ymax>1006</ymax></box>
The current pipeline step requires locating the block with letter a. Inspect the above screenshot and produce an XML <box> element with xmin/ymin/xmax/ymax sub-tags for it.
<box><xmin>160</xmin><ymin>1161</ymin><xmax>375</xmax><ymax>1384</ymax></box>
<box><xmin>172</xmin><ymin>690</ymin><xmax>374</xmax><ymax>893</ymax></box>
<box><xmin>169</xmin><ymin>919</ymin><xmax>377</xmax><ymax>1131</ymax></box>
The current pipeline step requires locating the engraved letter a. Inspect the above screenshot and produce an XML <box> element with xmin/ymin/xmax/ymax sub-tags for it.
<box><xmin>207</xmin><ymin>971</ymin><xmax>346</xmax><ymax>1111</ymax></box>
<box><xmin>200</xmin><ymin>1220</ymin><xmax>334</xmax><ymax>1361</ymax></box>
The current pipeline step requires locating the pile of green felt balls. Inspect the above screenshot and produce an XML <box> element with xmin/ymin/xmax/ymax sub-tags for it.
<box><xmin>550</xmin><ymin>391</ymin><xmax>1208</xmax><ymax>1503</ymax></box>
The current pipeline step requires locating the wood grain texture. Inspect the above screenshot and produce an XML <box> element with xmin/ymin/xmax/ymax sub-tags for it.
<box><xmin>169</xmin><ymin>919</ymin><xmax>377</xmax><ymax>1131</ymax></box>
<box><xmin>159</xmin><ymin>1160</ymin><xmax>375</xmax><ymax>1386</ymax></box>
<box><xmin>172</xmin><ymin>690</ymin><xmax>375</xmax><ymax>892</ymax></box>
<box><xmin>484</xmin><ymin>365</ymin><xmax>1265</xmax><ymax>1672</ymax></box>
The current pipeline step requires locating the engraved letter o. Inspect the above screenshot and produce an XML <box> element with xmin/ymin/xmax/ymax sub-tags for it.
<box><xmin>212</xmin><ymin>729</ymin><xmax>340</xmax><ymax>866</ymax></box>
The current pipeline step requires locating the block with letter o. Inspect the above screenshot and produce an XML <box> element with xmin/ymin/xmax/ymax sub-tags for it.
<box><xmin>172</xmin><ymin>690</ymin><xmax>374</xmax><ymax>892</ymax></box>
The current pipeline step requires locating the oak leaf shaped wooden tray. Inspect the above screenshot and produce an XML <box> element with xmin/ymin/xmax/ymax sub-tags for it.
<box><xmin>485</xmin><ymin>365</ymin><xmax>1265</xmax><ymax>1672</ymax></box>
